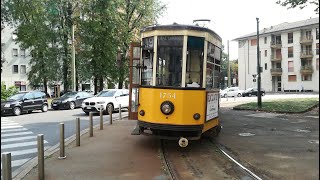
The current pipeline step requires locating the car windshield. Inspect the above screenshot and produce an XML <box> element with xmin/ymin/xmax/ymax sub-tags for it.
<box><xmin>8</xmin><ymin>93</ymin><xmax>26</xmax><ymax>101</ymax></box>
<box><xmin>96</xmin><ymin>91</ymin><xmax>116</xmax><ymax>97</ymax></box>
<box><xmin>61</xmin><ymin>92</ymin><xmax>77</xmax><ymax>98</ymax></box>
<box><xmin>245</xmin><ymin>88</ymin><xmax>253</xmax><ymax>92</ymax></box>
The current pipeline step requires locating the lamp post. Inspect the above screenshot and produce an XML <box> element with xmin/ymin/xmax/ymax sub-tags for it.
<box><xmin>256</xmin><ymin>18</ymin><xmax>262</xmax><ymax>108</ymax></box>
<box><xmin>71</xmin><ymin>24</ymin><xmax>76</xmax><ymax>91</ymax></box>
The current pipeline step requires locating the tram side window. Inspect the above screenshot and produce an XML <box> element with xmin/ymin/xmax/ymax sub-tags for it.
<box><xmin>157</xmin><ymin>36</ymin><xmax>183</xmax><ymax>87</ymax></box>
<box><xmin>186</xmin><ymin>36</ymin><xmax>204</xmax><ymax>88</ymax></box>
<box><xmin>142</xmin><ymin>37</ymin><xmax>154</xmax><ymax>85</ymax></box>
<box><xmin>206</xmin><ymin>42</ymin><xmax>221</xmax><ymax>89</ymax></box>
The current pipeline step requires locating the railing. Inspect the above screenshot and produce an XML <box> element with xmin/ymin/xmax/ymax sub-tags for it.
<box><xmin>300</xmin><ymin>36</ymin><xmax>313</xmax><ymax>43</ymax></box>
<box><xmin>300</xmin><ymin>65</ymin><xmax>314</xmax><ymax>74</ymax></box>
<box><xmin>270</xmin><ymin>54</ymin><xmax>282</xmax><ymax>61</ymax></box>
<box><xmin>270</xmin><ymin>68</ymin><xmax>282</xmax><ymax>75</ymax></box>
<box><xmin>270</xmin><ymin>40</ymin><xmax>282</xmax><ymax>48</ymax></box>
<box><xmin>300</xmin><ymin>51</ymin><xmax>313</xmax><ymax>58</ymax></box>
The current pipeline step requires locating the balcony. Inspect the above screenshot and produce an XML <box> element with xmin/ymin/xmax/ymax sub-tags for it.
<box><xmin>300</xmin><ymin>65</ymin><xmax>314</xmax><ymax>74</ymax></box>
<box><xmin>300</xmin><ymin>51</ymin><xmax>313</xmax><ymax>59</ymax></box>
<box><xmin>270</xmin><ymin>68</ymin><xmax>282</xmax><ymax>76</ymax></box>
<box><xmin>270</xmin><ymin>40</ymin><xmax>282</xmax><ymax>49</ymax></box>
<box><xmin>300</xmin><ymin>36</ymin><xmax>313</xmax><ymax>44</ymax></box>
<box><xmin>270</xmin><ymin>54</ymin><xmax>282</xmax><ymax>61</ymax></box>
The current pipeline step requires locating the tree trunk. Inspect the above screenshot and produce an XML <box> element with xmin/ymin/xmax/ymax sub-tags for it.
<box><xmin>99</xmin><ymin>76</ymin><xmax>103</xmax><ymax>92</ymax></box>
<box><xmin>94</xmin><ymin>77</ymin><xmax>98</xmax><ymax>95</ymax></box>
<box><xmin>76</xmin><ymin>70</ymin><xmax>79</xmax><ymax>91</ymax></box>
<box><xmin>43</xmin><ymin>78</ymin><xmax>48</xmax><ymax>97</ymax></box>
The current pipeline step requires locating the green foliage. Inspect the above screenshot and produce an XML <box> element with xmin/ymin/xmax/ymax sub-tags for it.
<box><xmin>1</xmin><ymin>82</ymin><xmax>19</xmax><ymax>100</ymax></box>
<box><xmin>276</xmin><ymin>0</ymin><xmax>319</xmax><ymax>14</ymax></box>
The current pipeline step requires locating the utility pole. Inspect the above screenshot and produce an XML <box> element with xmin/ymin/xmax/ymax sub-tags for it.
<box><xmin>227</xmin><ymin>40</ymin><xmax>231</xmax><ymax>87</ymax></box>
<box><xmin>256</xmin><ymin>18</ymin><xmax>262</xmax><ymax>108</ymax></box>
<box><xmin>71</xmin><ymin>24</ymin><xmax>76</xmax><ymax>91</ymax></box>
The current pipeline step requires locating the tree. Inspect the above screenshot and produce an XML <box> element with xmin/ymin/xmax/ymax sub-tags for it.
<box><xmin>276</xmin><ymin>0</ymin><xmax>319</xmax><ymax>14</ymax></box>
<box><xmin>1</xmin><ymin>82</ymin><xmax>19</xmax><ymax>100</ymax></box>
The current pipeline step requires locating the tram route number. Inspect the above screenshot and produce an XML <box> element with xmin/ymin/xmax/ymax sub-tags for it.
<box><xmin>160</xmin><ymin>92</ymin><xmax>176</xmax><ymax>99</ymax></box>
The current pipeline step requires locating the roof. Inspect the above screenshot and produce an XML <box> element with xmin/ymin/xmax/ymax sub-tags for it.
<box><xmin>233</xmin><ymin>17</ymin><xmax>319</xmax><ymax>41</ymax></box>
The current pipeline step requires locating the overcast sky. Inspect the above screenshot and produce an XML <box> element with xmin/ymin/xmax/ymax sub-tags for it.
<box><xmin>158</xmin><ymin>0</ymin><xmax>317</xmax><ymax>60</ymax></box>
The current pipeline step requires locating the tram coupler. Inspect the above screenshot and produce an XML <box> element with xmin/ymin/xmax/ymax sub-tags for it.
<box><xmin>178</xmin><ymin>137</ymin><xmax>188</xmax><ymax>147</ymax></box>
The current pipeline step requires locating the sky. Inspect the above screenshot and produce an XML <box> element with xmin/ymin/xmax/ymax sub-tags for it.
<box><xmin>157</xmin><ymin>0</ymin><xmax>318</xmax><ymax>60</ymax></box>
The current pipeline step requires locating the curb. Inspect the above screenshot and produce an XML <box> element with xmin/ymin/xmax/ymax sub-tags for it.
<box><xmin>232</xmin><ymin>104</ymin><xmax>319</xmax><ymax>114</ymax></box>
<box><xmin>12</xmin><ymin>115</ymin><xmax>129</xmax><ymax>180</ymax></box>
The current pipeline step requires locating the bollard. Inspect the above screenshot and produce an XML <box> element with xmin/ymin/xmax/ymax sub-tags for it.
<box><xmin>76</xmin><ymin>118</ymin><xmax>80</xmax><ymax>146</ymax></box>
<box><xmin>2</xmin><ymin>152</ymin><xmax>12</xmax><ymax>180</ymax></box>
<box><xmin>119</xmin><ymin>104</ymin><xmax>122</xmax><ymax>120</ymax></box>
<box><xmin>58</xmin><ymin>123</ymin><xmax>66</xmax><ymax>159</ymax></box>
<box><xmin>37</xmin><ymin>134</ymin><xmax>45</xmax><ymax>180</ymax></box>
<box><xmin>109</xmin><ymin>107</ymin><xmax>113</xmax><ymax>125</ymax></box>
<box><xmin>100</xmin><ymin>105</ymin><xmax>103</xmax><ymax>130</ymax></box>
<box><xmin>89</xmin><ymin>112</ymin><xmax>93</xmax><ymax>137</ymax></box>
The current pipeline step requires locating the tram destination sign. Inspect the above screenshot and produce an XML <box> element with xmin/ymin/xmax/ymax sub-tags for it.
<box><xmin>206</xmin><ymin>92</ymin><xmax>219</xmax><ymax>121</ymax></box>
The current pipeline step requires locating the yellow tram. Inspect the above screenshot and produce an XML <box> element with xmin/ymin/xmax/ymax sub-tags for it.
<box><xmin>128</xmin><ymin>23</ymin><xmax>222</xmax><ymax>147</ymax></box>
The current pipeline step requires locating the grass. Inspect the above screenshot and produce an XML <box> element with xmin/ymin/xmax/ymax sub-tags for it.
<box><xmin>233</xmin><ymin>98</ymin><xmax>319</xmax><ymax>113</ymax></box>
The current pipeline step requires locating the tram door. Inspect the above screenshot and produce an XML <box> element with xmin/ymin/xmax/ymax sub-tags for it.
<box><xmin>128</xmin><ymin>42</ymin><xmax>141</xmax><ymax>120</ymax></box>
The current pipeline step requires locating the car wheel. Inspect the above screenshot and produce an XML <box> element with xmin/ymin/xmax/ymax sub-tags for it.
<box><xmin>248</xmin><ymin>93</ymin><xmax>252</xmax><ymax>97</ymax></box>
<box><xmin>224</xmin><ymin>94</ymin><xmax>227</xmax><ymax>98</ymax></box>
<box><xmin>107</xmin><ymin>104</ymin><xmax>114</xmax><ymax>114</ymax></box>
<box><xmin>41</xmin><ymin>104</ymin><xmax>48</xmax><ymax>112</ymax></box>
<box><xmin>237</xmin><ymin>93</ymin><xmax>242</xmax><ymax>97</ymax></box>
<box><xmin>13</xmin><ymin>107</ymin><xmax>22</xmax><ymax>116</ymax></box>
<box><xmin>27</xmin><ymin>110</ymin><xmax>32</xmax><ymax>114</ymax></box>
<box><xmin>69</xmin><ymin>102</ymin><xmax>75</xmax><ymax>110</ymax></box>
<box><xmin>85</xmin><ymin>112</ymin><xmax>89</xmax><ymax>115</ymax></box>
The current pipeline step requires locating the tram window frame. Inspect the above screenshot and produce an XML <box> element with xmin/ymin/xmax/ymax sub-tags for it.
<box><xmin>141</xmin><ymin>37</ymin><xmax>154</xmax><ymax>86</ymax></box>
<box><xmin>206</xmin><ymin>42</ymin><xmax>222</xmax><ymax>89</ymax></box>
<box><xmin>156</xmin><ymin>35</ymin><xmax>183</xmax><ymax>87</ymax></box>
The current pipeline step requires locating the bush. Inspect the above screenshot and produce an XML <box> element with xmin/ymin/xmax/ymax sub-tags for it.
<box><xmin>1</xmin><ymin>82</ymin><xmax>19</xmax><ymax>101</ymax></box>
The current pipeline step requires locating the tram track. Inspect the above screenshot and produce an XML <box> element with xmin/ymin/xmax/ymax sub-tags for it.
<box><xmin>160</xmin><ymin>139</ymin><xmax>179</xmax><ymax>180</ymax></box>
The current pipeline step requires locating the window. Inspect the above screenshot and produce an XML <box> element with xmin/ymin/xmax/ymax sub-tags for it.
<box><xmin>23</xmin><ymin>93</ymin><xmax>34</xmax><ymax>100</ymax></box>
<box><xmin>13</xmin><ymin>65</ymin><xmax>18</xmax><ymax>73</ymax></box>
<box><xmin>265</xmin><ymin>63</ymin><xmax>267</xmax><ymax>70</ymax></box>
<box><xmin>264</xmin><ymin>37</ymin><xmax>267</xmax><ymax>44</ymax></box>
<box><xmin>317</xmin><ymin>43</ymin><xmax>319</xmax><ymax>55</ymax></box>
<box><xmin>288</xmin><ymin>47</ymin><xmax>293</xmax><ymax>58</ymax></box>
<box><xmin>20</xmin><ymin>65</ymin><xmax>26</xmax><ymax>74</ymax></box>
<box><xmin>288</xmin><ymin>32</ymin><xmax>293</xmax><ymax>44</ymax></box>
<box><xmin>317</xmin><ymin>58</ymin><xmax>319</xmax><ymax>70</ymax></box>
<box><xmin>302</xmin><ymin>75</ymin><xmax>312</xmax><ymax>81</ymax></box>
<box><xmin>288</xmin><ymin>61</ymin><xmax>294</xmax><ymax>72</ymax></box>
<box><xmin>13</xmin><ymin>48</ymin><xmax>18</xmax><ymax>56</ymax></box>
<box><xmin>250</xmin><ymin>39</ymin><xmax>257</xmax><ymax>46</ymax></box>
<box><xmin>20</xmin><ymin>49</ymin><xmax>25</xmax><ymax>57</ymax></box>
<box><xmin>264</xmin><ymin>50</ymin><xmax>267</xmax><ymax>57</ymax></box>
<box><xmin>34</xmin><ymin>92</ymin><xmax>45</xmax><ymax>99</ymax></box>
<box><xmin>141</xmin><ymin>37</ymin><xmax>154</xmax><ymax>85</ymax></box>
<box><xmin>316</xmin><ymin>28</ymin><xmax>319</xmax><ymax>40</ymax></box>
<box><xmin>288</xmin><ymin>75</ymin><xmax>296</xmax><ymax>82</ymax></box>
<box><xmin>157</xmin><ymin>35</ymin><xmax>183</xmax><ymax>87</ymax></box>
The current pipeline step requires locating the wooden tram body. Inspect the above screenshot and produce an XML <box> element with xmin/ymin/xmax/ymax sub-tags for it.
<box><xmin>128</xmin><ymin>24</ymin><xmax>222</xmax><ymax>147</ymax></box>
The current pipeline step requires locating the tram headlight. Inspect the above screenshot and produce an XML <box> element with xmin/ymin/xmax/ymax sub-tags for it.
<box><xmin>139</xmin><ymin>110</ymin><xmax>145</xmax><ymax>116</ymax></box>
<box><xmin>160</xmin><ymin>101</ymin><xmax>174</xmax><ymax>115</ymax></box>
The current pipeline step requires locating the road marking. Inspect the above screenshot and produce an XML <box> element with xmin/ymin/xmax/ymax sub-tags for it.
<box><xmin>2</xmin><ymin>141</ymin><xmax>48</xmax><ymax>149</ymax></box>
<box><xmin>1</xmin><ymin>147</ymin><xmax>49</xmax><ymax>157</ymax></box>
<box><xmin>305</xmin><ymin>116</ymin><xmax>319</xmax><ymax>119</ymax></box>
<box><xmin>1</xmin><ymin>131</ymin><xmax>33</xmax><ymax>137</ymax></box>
<box><xmin>1</xmin><ymin>125</ymin><xmax>23</xmax><ymax>129</ymax></box>
<box><xmin>2</xmin><ymin>136</ymin><xmax>37</xmax><ymax>143</ymax></box>
<box><xmin>1</xmin><ymin>158</ymin><xmax>31</xmax><ymax>169</ymax></box>
<box><xmin>1</xmin><ymin>122</ymin><xmax>19</xmax><ymax>125</ymax></box>
<box><xmin>1</xmin><ymin>128</ymin><xmax>28</xmax><ymax>133</ymax></box>
<box><xmin>246</xmin><ymin>113</ymin><xmax>280</xmax><ymax>118</ymax></box>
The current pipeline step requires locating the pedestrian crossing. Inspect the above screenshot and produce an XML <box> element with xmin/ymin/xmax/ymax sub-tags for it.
<box><xmin>1</xmin><ymin>118</ymin><xmax>50</xmax><ymax>171</ymax></box>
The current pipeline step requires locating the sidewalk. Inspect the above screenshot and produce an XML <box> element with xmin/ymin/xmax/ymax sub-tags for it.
<box><xmin>19</xmin><ymin>118</ymin><xmax>167</xmax><ymax>180</ymax></box>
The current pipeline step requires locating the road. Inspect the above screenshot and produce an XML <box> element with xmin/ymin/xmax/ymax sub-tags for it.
<box><xmin>1</xmin><ymin>108</ymin><xmax>127</xmax><ymax>173</ymax></box>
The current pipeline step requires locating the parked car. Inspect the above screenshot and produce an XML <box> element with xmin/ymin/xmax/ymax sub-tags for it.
<box><xmin>242</xmin><ymin>87</ymin><xmax>265</xmax><ymax>97</ymax></box>
<box><xmin>1</xmin><ymin>91</ymin><xmax>48</xmax><ymax>116</ymax></box>
<box><xmin>51</xmin><ymin>91</ymin><xmax>93</xmax><ymax>110</ymax></box>
<box><xmin>82</xmin><ymin>89</ymin><xmax>129</xmax><ymax>115</ymax></box>
<box><xmin>220</xmin><ymin>87</ymin><xmax>244</xmax><ymax>97</ymax></box>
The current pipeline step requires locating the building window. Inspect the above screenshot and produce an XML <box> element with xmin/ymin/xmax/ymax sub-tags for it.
<box><xmin>288</xmin><ymin>75</ymin><xmax>296</xmax><ymax>82</ymax></box>
<box><xmin>264</xmin><ymin>37</ymin><xmax>267</xmax><ymax>44</ymax></box>
<box><xmin>316</xmin><ymin>28</ymin><xmax>319</xmax><ymax>40</ymax></box>
<box><xmin>264</xmin><ymin>50</ymin><xmax>267</xmax><ymax>57</ymax></box>
<box><xmin>317</xmin><ymin>43</ymin><xmax>319</xmax><ymax>55</ymax></box>
<box><xmin>288</xmin><ymin>61</ymin><xmax>294</xmax><ymax>72</ymax></box>
<box><xmin>302</xmin><ymin>75</ymin><xmax>312</xmax><ymax>81</ymax></box>
<box><xmin>265</xmin><ymin>63</ymin><xmax>267</xmax><ymax>70</ymax></box>
<box><xmin>20</xmin><ymin>49</ymin><xmax>25</xmax><ymax>57</ymax></box>
<box><xmin>13</xmin><ymin>48</ymin><xmax>18</xmax><ymax>57</ymax></box>
<box><xmin>288</xmin><ymin>32</ymin><xmax>293</xmax><ymax>44</ymax></box>
<box><xmin>20</xmin><ymin>65</ymin><xmax>26</xmax><ymax>74</ymax></box>
<box><xmin>288</xmin><ymin>47</ymin><xmax>293</xmax><ymax>58</ymax></box>
<box><xmin>13</xmin><ymin>65</ymin><xmax>18</xmax><ymax>73</ymax></box>
<box><xmin>250</xmin><ymin>39</ymin><xmax>257</xmax><ymax>46</ymax></box>
<box><xmin>317</xmin><ymin>58</ymin><xmax>319</xmax><ymax>70</ymax></box>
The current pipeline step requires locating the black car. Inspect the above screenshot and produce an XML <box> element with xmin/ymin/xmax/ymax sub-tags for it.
<box><xmin>51</xmin><ymin>91</ymin><xmax>93</xmax><ymax>110</ymax></box>
<box><xmin>1</xmin><ymin>91</ymin><xmax>48</xmax><ymax>116</ymax></box>
<box><xmin>242</xmin><ymin>87</ymin><xmax>265</xmax><ymax>97</ymax></box>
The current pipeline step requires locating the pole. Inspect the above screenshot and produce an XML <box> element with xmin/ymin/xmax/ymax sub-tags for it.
<box><xmin>2</xmin><ymin>152</ymin><xmax>12</xmax><ymax>180</ymax></box>
<box><xmin>256</xmin><ymin>18</ymin><xmax>262</xmax><ymax>108</ymax></box>
<box><xmin>37</xmin><ymin>134</ymin><xmax>45</xmax><ymax>180</ymax></box>
<box><xmin>89</xmin><ymin>112</ymin><xmax>93</xmax><ymax>137</ymax></box>
<box><xmin>100</xmin><ymin>105</ymin><xmax>103</xmax><ymax>130</ymax></box>
<box><xmin>59</xmin><ymin>123</ymin><xmax>66</xmax><ymax>159</ymax></box>
<box><xmin>227</xmin><ymin>40</ymin><xmax>231</xmax><ymax>87</ymax></box>
<box><xmin>118</xmin><ymin>104</ymin><xmax>122</xmax><ymax>120</ymax></box>
<box><xmin>71</xmin><ymin>24</ymin><xmax>76</xmax><ymax>91</ymax></box>
<box><xmin>76</xmin><ymin>117</ymin><xmax>80</xmax><ymax>146</ymax></box>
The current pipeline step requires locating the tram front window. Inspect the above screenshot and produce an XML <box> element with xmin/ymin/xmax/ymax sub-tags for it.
<box><xmin>157</xmin><ymin>36</ymin><xmax>183</xmax><ymax>87</ymax></box>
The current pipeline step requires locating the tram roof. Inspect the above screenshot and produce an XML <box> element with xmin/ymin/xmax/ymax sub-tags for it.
<box><xmin>141</xmin><ymin>24</ymin><xmax>222</xmax><ymax>41</ymax></box>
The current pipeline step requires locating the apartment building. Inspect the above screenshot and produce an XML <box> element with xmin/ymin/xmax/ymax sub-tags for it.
<box><xmin>234</xmin><ymin>17</ymin><xmax>319</xmax><ymax>93</ymax></box>
<box><xmin>1</xmin><ymin>23</ymin><xmax>32</xmax><ymax>91</ymax></box>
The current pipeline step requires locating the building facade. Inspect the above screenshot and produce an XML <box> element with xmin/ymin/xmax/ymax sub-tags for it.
<box><xmin>234</xmin><ymin>17</ymin><xmax>319</xmax><ymax>93</ymax></box>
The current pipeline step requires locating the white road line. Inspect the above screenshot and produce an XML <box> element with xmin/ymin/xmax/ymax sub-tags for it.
<box><xmin>1</xmin><ymin>123</ymin><xmax>19</xmax><ymax>126</ymax></box>
<box><xmin>1</xmin><ymin>132</ymin><xmax>33</xmax><ymax>137</ymax></box>
<box><xmin>1</xmin><ymin>125</ymin><xmax>23</xmax><ymax>129</ymax></box>
<box><xmin>1</xmin><ymin>128</ymin><xmax>28</xmax><ymax>133</ymax></box>
<box><xmin>1</xmin><ymin>146</ymin><xmax>49</xmax><ymax>157</ymax></box>
<box><xmin>2</xmin><ymin>136</ymin><xmax>36</xmax><ymax>143</ymax></box>
<box><xmin>1</xmin><ymin>158</ymin><xmax>31</xmax><ymax>169</ymax></box>
<box><xmin>2</xmin><ymin>141</ymin><xmax>48</xmax><ymax>149</ymax></box>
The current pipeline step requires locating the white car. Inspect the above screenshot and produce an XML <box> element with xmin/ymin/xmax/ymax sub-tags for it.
<box><xmin>82</xmin><ymin>89</ymin><xmax>129</xmax><ymax>115</ymax></box>
<box><xmin>220</xmin><ymin>87</ymin><xmax>244</xmax><ymax>98</ymax></box>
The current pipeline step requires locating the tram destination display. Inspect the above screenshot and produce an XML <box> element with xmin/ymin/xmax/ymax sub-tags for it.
<box><xmin>206</xmin><ymin>92</ymin><xmax>219</xmax><ymax>121</ymax></box>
